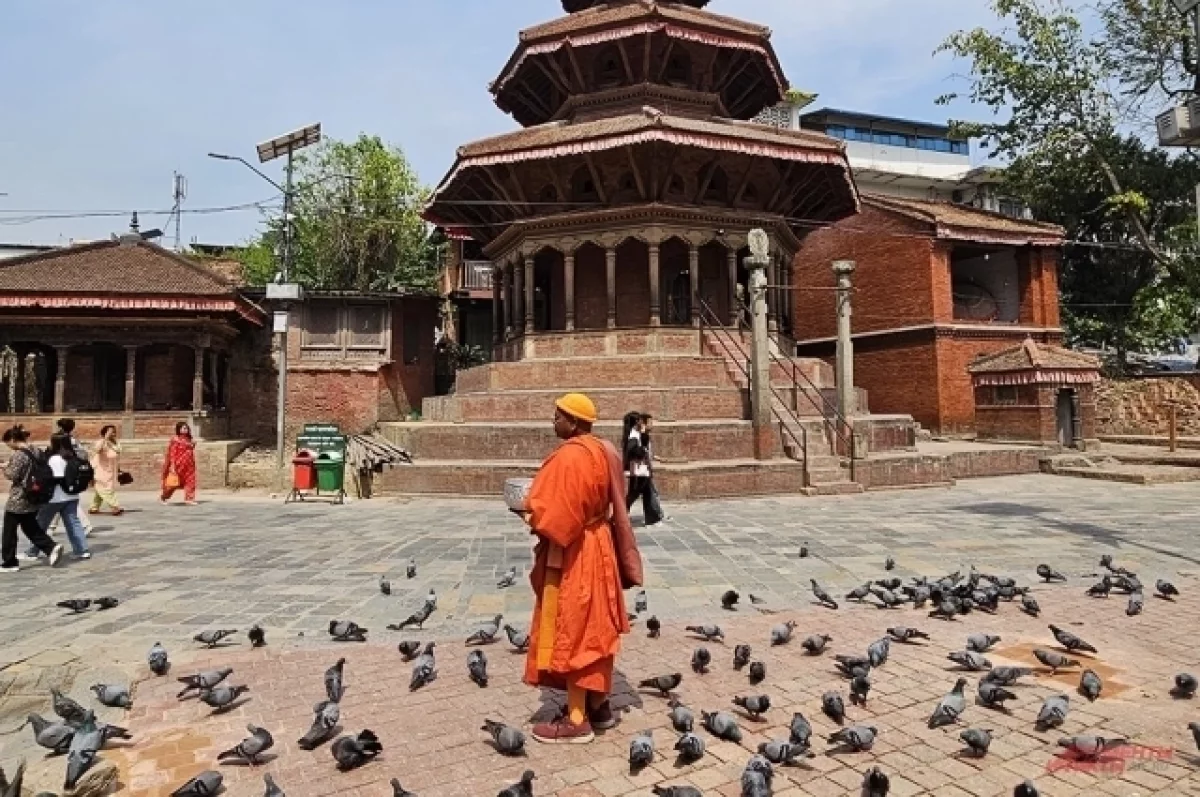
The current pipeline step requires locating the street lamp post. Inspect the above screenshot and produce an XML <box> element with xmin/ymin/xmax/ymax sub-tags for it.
<box><xmin>209</xmin><ymin>123</ymin><xmax>320</xmax><ymax>487</ymax></box>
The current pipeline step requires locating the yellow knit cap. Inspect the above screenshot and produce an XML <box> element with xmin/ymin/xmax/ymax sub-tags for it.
<box><xmin>555</xmin><ymin>392</ymin><xmax>597</xmax><ymax>423</ymax></box>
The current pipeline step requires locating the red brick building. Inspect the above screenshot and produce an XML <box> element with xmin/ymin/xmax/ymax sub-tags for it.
<box><xmin>792</xmin><ymin>193</ymin><xmax>1064</xmax><ymax>434</ymax></box>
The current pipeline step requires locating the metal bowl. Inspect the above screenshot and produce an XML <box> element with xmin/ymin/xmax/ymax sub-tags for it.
<box><xmin>504</xmin><ymin>477</ymin><xmax>534</xmax><ymax>512</ymax></box>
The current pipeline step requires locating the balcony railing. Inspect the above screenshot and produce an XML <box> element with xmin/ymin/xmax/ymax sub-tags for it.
<box><xmin>461</xmin><ymin>260</ymin><xmax>494</xmax><ymax>292</ymax></box>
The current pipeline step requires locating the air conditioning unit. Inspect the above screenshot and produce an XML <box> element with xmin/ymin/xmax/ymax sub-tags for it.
<box><xmin>1157</xmin><ymin>105</ymin><xmax>1197</xmax><ymax>146</ymax></box>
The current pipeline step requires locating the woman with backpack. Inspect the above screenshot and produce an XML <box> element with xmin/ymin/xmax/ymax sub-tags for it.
<box><xmin>35</xmin><ymin>432</ymin><xmax>92</xmax><ymax>560</ymax></box>
<box><xmin>2</xmin><ymin>425</ymin><xmax>63</xmax><ymax>573</ymax></box>
<box><xmin>160</xmin><ymin>421</ymin><xmax>198</xmax><ymax>505</ymax></box>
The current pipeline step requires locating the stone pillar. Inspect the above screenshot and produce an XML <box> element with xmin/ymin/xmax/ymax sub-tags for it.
<box><xmin>491</xmin><ymin>264</ymin><xmax>502</xmax><ymax>344</ymax></box>
<box><xmin>523</xmin><ymin>256</ymin><xmax>535</xmax><ymax>334</ymax></box>
<box><xmin>53</xmin><ymin>345</ymin><xmax>68</xmax><ymax>414</ymax></box>
<box><xmin>746</xmin><ymin>230</ymin><xmax>773</xmax><ymax>460</ymax></box>
<box><xmin>833</xmin><ymin>260</ymin><xmax>857</xmax><ymax>421</ymax></box>
<box><xmin>605</xmin><ymin>247</ymin><xmax>617</xmax><ymax>329</ymax></box>
<box><xmin>564</xmin><ymin>252</ymin><xmax>576</xmax><ymax>331</ymax></box>
<box><xmin>504</xmin><ymin>261</ymin><xmax>515</xmax><ymax>337</ymax></box>
<box><xmin>767</xmin><ymin>252</ymin><xmax>779</xmax><ymax>333</ymax></box>
<box><xmin>124</xmin><ymin>346</ymin><xmax>137</xmax><ymax>412</ymax></box>
<box><xmin>192</xmin><ymin>346</ymin><xmax>206</xmax><ymax>412</ymax></box>
<box><xmin>727</xmin><ymin>248</ymin><xmax>739</xmax><ymax>326</ymax></box>
<box><xmin>688</xmin><ymin>243</ymin><xmax>700</xmax><ymax>327</ymax></box>
<box><xmin>513</xmin><ymin>260</ymin><xmax>524</xmax><ymax>335</ymax></box>
<box><xmin>649</xmin><ymin>242</ymin><xmax>661</xmax><ymax>327</ymax></box>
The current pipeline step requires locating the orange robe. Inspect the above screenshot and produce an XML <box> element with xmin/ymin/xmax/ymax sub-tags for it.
<box><xmin>523</xmin><ymin>433</ymin><xmax>631</xmax><ymax>694</ymax></box>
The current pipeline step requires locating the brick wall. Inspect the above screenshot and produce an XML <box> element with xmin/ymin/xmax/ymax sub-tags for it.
<box><xmin>936</xmin><ymin>332</ymin><xmax>1063</xmax><ymax>434</ymax></box>
<box><xmin>228</xmin><ymin>327</ymin><xmax>278</xmax><ymax>444</ymax></box>
<box><xmin>1096</xmin><ymin>375</ymin><xmax>1200</xmax><ymax>436</ymax></box>
<box><xmin>849</xmin><ymin>331</ymin><xmax>941</xmax><ymax>429</ymax></box>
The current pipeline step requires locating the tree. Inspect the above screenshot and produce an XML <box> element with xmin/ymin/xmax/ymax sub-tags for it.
<box><xmin>239</xmin><ymin>134</ymin><xmax>437</xmax><ymax>292</ymax></box>
<box><xmin>1100</xmin><ymin>0</ymin><xmax>1200</xmax><ymax>114</ymax></box>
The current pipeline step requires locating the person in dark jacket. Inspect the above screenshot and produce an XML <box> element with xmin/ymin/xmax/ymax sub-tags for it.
<box><xmin>623</xmin><ymin>413</ymin><xmax>663</xmax><ymax>526</ymax></box>
<box><xmin>2</xmin><ymin>425</ymin><xmax>63</xmax><ymax>573</ymax></box>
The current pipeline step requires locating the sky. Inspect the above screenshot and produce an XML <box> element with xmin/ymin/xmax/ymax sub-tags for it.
<box><xmin>0</xmin><ymin>0</ymin><xmax>998</xmax><ymax>247</ymax></box>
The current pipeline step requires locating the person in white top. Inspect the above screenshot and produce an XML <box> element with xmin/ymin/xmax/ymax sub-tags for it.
<box><xmin>34</xmin><ymin>433</ymin><xmax>91</xmax><ymax>559</ymax></box>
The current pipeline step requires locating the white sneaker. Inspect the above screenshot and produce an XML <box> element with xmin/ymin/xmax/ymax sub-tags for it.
<box><xmin>47</xmin><ymin>545</ymin><xmax>64</xmax><ymax>567</ymax></box>
<box><xmin>0</xmin><ymin>564</ymin><xmax>18</xmax><ymax>574</ymax></box>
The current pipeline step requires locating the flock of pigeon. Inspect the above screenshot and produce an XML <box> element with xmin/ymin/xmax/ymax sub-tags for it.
<box><xmin>2</xmin><ymin>552</ymin><xmax>1196</xmax><ymax>797</ymax></box>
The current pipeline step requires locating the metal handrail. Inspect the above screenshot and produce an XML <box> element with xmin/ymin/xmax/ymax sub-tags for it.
<box><xmin>697</xmin><ymin>298</ymin><xmax>810</xmax><ymax>480</ymax></box>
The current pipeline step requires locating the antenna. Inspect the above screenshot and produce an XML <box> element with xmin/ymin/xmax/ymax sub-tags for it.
<box><xmin>171</xmin><ymin>172</ymin><xmax>188</xmax><ymax>251</ymax></box>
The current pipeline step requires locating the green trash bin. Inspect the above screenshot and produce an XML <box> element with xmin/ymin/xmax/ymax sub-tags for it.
<box><xmin>315</xmin><ymin>451</ymin><xmax>345</xmax><ymax>493</ymax></box>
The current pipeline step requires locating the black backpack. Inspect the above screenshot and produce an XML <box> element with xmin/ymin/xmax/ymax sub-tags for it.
<box><xmin>21</xmin><ymin>448</ymin><xmax>56</xmax><ymax>505</ymax></box>
<box><xmin>61</xmin><ymin>452</ymin><xmax>94</xmax><ymax>496</ymax></box>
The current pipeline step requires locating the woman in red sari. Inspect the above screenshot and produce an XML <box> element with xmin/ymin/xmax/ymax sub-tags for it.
<box><xmin>161</xmin><ymin>421</ymin><xmax>198</xmax><ymax>505</ymax></box>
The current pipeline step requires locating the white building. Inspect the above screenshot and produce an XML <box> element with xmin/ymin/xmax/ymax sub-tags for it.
<box><xmin>0</xmin><ymin>243</ymin><xmax>56</xmax><ymax>261</ymax></box>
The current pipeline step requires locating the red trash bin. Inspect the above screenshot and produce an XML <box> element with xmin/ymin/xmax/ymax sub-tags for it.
<box><xmin>292</xmin><ymin>450</ymin><xmax>316</xmax><ymax>491</ymax></box>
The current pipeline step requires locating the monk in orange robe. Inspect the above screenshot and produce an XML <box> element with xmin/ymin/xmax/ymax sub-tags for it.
<box><xmin>523</xmin><ymin>392</ymin><xmax>643</xmax><ymax>744</ymax></box>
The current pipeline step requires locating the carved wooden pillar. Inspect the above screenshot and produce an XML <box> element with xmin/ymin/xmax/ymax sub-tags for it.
<box><xmin>504</xmin><ymin>261</ymin><xmax>514</xmax><ymax>336</ymax></box>
<box><xmin>649</xmin><ymin>242</ymin><xmax>661</xmax><ymax>327</ymax></box>
<box><xmin>727</xmin><ymin>247</ymin><xmax>739</xmax><ymax>326</ymax></box>
<box><xmin>523</xmin><ymin>256</ymin><xmax>535</xmax><ymax>334</ymax></box>
<box><xmin>124</xmin><ymin>346</ymin><xmax>137</xmax><ymax>412</ymax></box>
<box><xmin>513</xmin><ymin>259</ymin><xmax>524</xmax><ymax>335</ymax></box>
<box><xmin>688</xmin><ymin>243</ymin><xmax>700</xmax><ymax>327</ymax></box>
<box><xmin>491</xmin><ymin>264</ymin><xmax>502</xmax><ymax>344</ymax></box>
<box><xmin>605</xmin><ymin>247</ymin><xmax>617</xmax><ymax>329</ymax></box>
<box><xmin>53</xmin><ymin>345</ymin><xmax>68</xmax><ymax>414</ymax></box>
<box><xmin>192</xmin><ymin>346</ymin><xmax>206</xmax><ymax>412</ymax></box>
<box><xmin>767</xmin><ymin>252</ymin><xmax>779</xmax><ymax>333</ymax></box>
<box><xmin>564</xmin><ymin>252</ymin><xmax>576</xmax><ymax>331</ymax></box>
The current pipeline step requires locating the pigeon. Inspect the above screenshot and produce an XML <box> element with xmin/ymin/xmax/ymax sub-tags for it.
<box><xmin>1014</xmin><ymin>781</ymin><xmax>1040</xmax><ymax>797</ymax></box>
<box><xmin>1020</xmin><ymin>594</ymin><xmax>1041</xmax><ymax>617</ymax></box>
<box><xmin>721</xmin><ymin>589</ymin><xmax>740</xmax><ymax>610</ymax></box>
<box><xmin>28</xmin><ymin>713</ymin><xmax>74</xmax><ymax>753</ymax></box>
<box><xmin>634</xmin><ymin>590</ymin><xmax>648</xmax><ymax>614</ymax></box>
<box><xmin>329</xmin><ymin>620</ymin><xmax>367</xmax><ymax>642</ymax></box>
<box><xmin>770</xmin><ymin>620</ymin><xmax>797</xmax><ymax>646</ymax></box>
<box><xmin>960</xmin><ymin>727</ymin><xmax>992</xmax><ymax>757</ymax></box>
<box><xmin>467</xmin><ymin>614</ymin><xmax>503</xmax><ymax>645</ymax></box>
<box><xmin>97</xmin><ymin>720</ymin><xmax>131</xmax><ymax>744</ymax></box>
<box><xmin>691</xmin><ymin>647</ymin><xmax>711</xmax><ymax>674</ymax></box>
<box><xmin>653</xmin><ymin>787</ymin><xmax>702</xmax><ymax>797</ymax></box>
<box><xmin>497</xmin><ymin>566</ymin><xmax>517</xmax><ymax>588</ymax></box>
<box><xmin>406</xmin><ymin>558</ymin><xmax>416</xmax><ymax>579</ymax></box>
<box><xmin>175</xmin><ymin>668</ymin><xmax>233</xmax><ymax>698</ymax></box>
<box><xmin>740</xmin><ymin>756</ymin><xmax>773</xmax><ymax>797</ymax></box>
<box><xmin>788</xmin><ymin>712</ymin><xmax>812</xmax><ymax>747</ymax></box>
<box><xmin>148</xmin><ymin>642</ymin><xmax>170</xmax><ymax>676</ymax></box>
<box><xmin>1155</xmin><ymin>579</ymin><xmax>1179</xmax><ymax>600</ymax></box>
<box><xmin>948</xmin><ymin>651</ymin><xmax>992</xmax><ymax>671</ymax></box>
<box><xmin>850</xmin><ymin>674</ymin><xmax>871</xmax><ymax>706</ymax></box>
<box><xmin>1112</xmin><ymin>574</ymin><xmax>1142</xmax><ymax>594</ymax></box>
<box><xmin>674</xmin><ymin>731</ymin><xmax>705</xmax><ymax>761</ymax></box>
<box><xmin>966</xmin><ymin>633</ymin><xmax>1000</xmax><ymax>653</ymax></box>
<box><xmin>646</xmin><ymin>616</ymin><xmax>661</xmax><ymax>638</ymax></box>
<box><xmin>65</xmin><ymin>710</ymin><xmax>103</xmax><ymax>789</ymax></box>
<box><xmin>390</xmin><ymin>600</ymin><xmax>435</xmax><ymax>630</ymax></box>
<box><xmin>1035</xmin><ymin>693</ymin><xmax>1070</xmax><ymax>730</ymax></box>
<box><xmin>749</xmin><ymin>593</ymin><xmax>766</xmax><ymax>605</ymax></box>
<box><xmin>1126</xmin><ymin>590</ymin><xmax>1144</xmax><ymax>616</ymax></box>
<box><xmin>0</xmin><ymin>762</ymin><xmax>23</xmax><ymax>797</ymax></box>
<box><xmin>1036</xmin><ymin>564</ymin><xmax>1065</xmax><ymax>582</ymax></box>
<box><xmin>700</xmin><ymin>710</ymin><xmax>742</xmax><ymax>742</ymax></box>
<box><xmin>977</xmin><ymin>680</ymin><xmax>1017</xmax><ymax>710</ymax></box>
<box><xmin>887</xmin><ymin>626</ymin><xmax>929</xmax><ymax>643</ymax></box>
<box><xmin>170</xmin><ymin>770</ymin><xmax>223</xmax><ymax>797</ymax></box>
<box><xmin>885</xmin><ymin>556</ymin><xmax>896</xmax><ymax>570</ymax></box>
<box><xmin>685</xmin><ymin>624</ymin><xmax>724</xmax><ymax>642</ymax></box>
<box><xmin>867</xmin><ymin>638</ymin><xmax>891</xmax><ymax>667</ymax></box>
<box><xmin>798</xmin><ymin>545</ymin><xmax>809</xmax><ymax>558</ymax></box>
<box><xmin>57</xmin><ymin>599</ymin><xmax>91</xmax><ymax>613</ymax></box>
<box><xmin>331</xmin><ymin>729</ymin><xmax>382</xmax><ymax>771</ymax></box>
<box><xmin>1171</xmin><ymin>672</ymin><xmax>1197</xmax><ymax>698</ymax></box>
<box><xmin>821</xmin><ymin>691</ymin><xmax>845</xmax><ymax>725</ymax></box>
<box><xmin>482</xmin><ymin>719</ymin><xmax>526</xmax><ymax>755</ymax></box>
<box><xmin>194</xmin><ymin>629</ymin><xmax>237</xmax><ymax>648</ymax></box>
<box><xmin>928</xmin><ymin>678</ymin><xmax>968</xmax><ymax>728</ymax></box>
<box><xmin>50</xmin><ymin>688</ymin><xmax>88</xmax><ymax>725</ymax></box>
<box><xmin>1078</xmin><ymin>669</ymin><xmax>1102</xmax><ymax>702</ymax></box>
<box><xmin>95</xmin><ymin>596</ymin><xmax>119</xmax><ymax>610</ymax></box>
<box><xmin>835</xmin><ymin>654</ymin><xmax>871</xmax><ymax>679</ymax></box>
<box><xmin>629</xmin><ymin>730</ymin><xmax>654</xmax><ymax>771</ymax></box>
<box><xmin>875</xmin><ymin>577</ymin><xmax>903</xmax><ymax>591</ymax></box>
<box><xmin>639</xmin><ymin>673</ymin><xmax>682</xmax><ymax>695</ymax></box>
<box><xmin>297</xmin><ymin>700</ymin><xmax>340</xmax><ymax>750</ymax></box>
<box><xmin>91</xmin><ymin>683</ymin><xmax>131</xmax><ymax>709</ymax></box>
<box><xmin>811</xmin><ymin>579</ymin><xmax>838</xmax><ymax>609</ymax></box>
<box><xmin>389</xmin><ymin>779</ymin><xmax>414</xmax><ymax>797</ymax></box>
<box><xmin>668</xmin><ymin>699</ymin><xmax>694</xmax><ymax>732</ymax></box>
<box><xmin>871</xmin><ymin>587</ymin><xmax>904</xmax><ymax>609</ymax></box>
<box><xmin>733</xmin><ymin>644</ymin><xmax>752</xmax><ymax>670</ymax></box>
<box><xmin>1086</xmin><ymin>576</ymin><xmax>1112</xmax><ymax>598</ymax></box>
<box><xmin>758</xmin><ymin>738</ymin><xmax>808</xmax><ymax>765</ymax></box>
<box><xmin>497</xmin><ymin>770</ymin><xmax>536</xmax><ymax>797</ymax></box>
<box><xmin>801</xmin><ymin>633</ymin><xmax>831</xmax><ymax>654</ymax></box>
<box><xmin>1057</xmin><ymin>735</ymin><xmax>1127</xmax><ymax>759</ymax></box>
<box><xmin>984</xmin><ymin>666</ymin><xmax>1032</xmax><ymax>686</ymax></box>
<box><xmin>379</xmin><ymin>576</ymin><xmax>391</xmax><ymax>595</ymax></box>
<box><xmin>732</xmin><ymin>694</ymin><xmax>771</xmax><ymax>719</ymax></box>
<box><xmin>264</xmin><ymin>774</ymin><xmax>285</xmax><ymax>797</ymax></box>
<box><xmin>218</xmin><ymin>724</ymin><xmax>274</xmax><ymax>765</ymax></box>
<box><xmin>468</xmin><ymin>650</ymin><xmax>489</xmax><ymax>688</ymax></box>
<box><xmin>324</xmin><ymin>658</ymin><xmax>346</xmax><ymax>703</ymax></box>
<box><xmin>410</xmin><ymin>642</ymin><xmax>437</xmax><ymax>691</ymax></box>
<box><xmin>846</xmin><ymin>583</ymin><xmax>872</xmax><ymax>602</ymax></box>
<box><xmin>827</xmin><ymin>724</ymin><xmax>877</xmax><ymax>752</ymax></box>
<box><xmin>248</xmin><ymin>625</ymin><xmax>266</xmax><ymax>647</ymax></box>
<box><xmin>748</xmin><ymin>661</ymin><xmax>766</xmax><ymax>685</ymax></box>
<box><xmin>929</xmin><ymin>599</ymin><xmax>959</xmax><ymax>621</ymax></box>
<box><xmin>504</xmin><ymin>624</ymin><xmax>530</xmax><ymax>651</ymax></box>
<box><xmin>1033</xmin><ymin>649</ymin><xmax>1079</xmax><ymax>673</ymax></box>
<box><xmin>200</xmin><ymin>684</ymin><xmax>249</xmax><ymax>712</ymax></box>
<box><xmin>397</xmin><ymin>640</ymin><xmax>421</xmax><ymax>660</ymax></box>
<box><xmin>862</xmin><ymin>766</ymin><xmax>890</xmax><ymax>797</ymax></box>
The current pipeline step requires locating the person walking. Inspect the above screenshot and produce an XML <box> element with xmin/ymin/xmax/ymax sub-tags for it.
<box><xmin>521</xmin><ymin>393</ymin><xmax>642</xmax><ymax>744</ymax></box>
<box><xmin>89</xmin><ymin>425</ymin><xmax>123</xmax><ymax>516</ymax></box>
<box><xmin>2</xmin><ymin>425</ymin><xmax>63</xmax><ymax>573</ymax></box>
<box><xmin>36</xmin><ymin>432</ymin><xmax>91</xmax><ymax>560</ymax></box>
<box><xmin>623</xmin><ymin>413</ymin><xmax>663</xmax><ymax>527</ymax></box>
<box><xmin>46</xmin><ymin>419</ymin><xmax>93</xmax><ymax>536</ymax></box>
<box><xmin>639</xmin><ymin>413</ymin><xmax>670</xmax><ymax>526</ymax></box>
<box><xmin>160</xmin><ymin>421</ymin><xmax>198</xmax><ymax>505</ymax></box>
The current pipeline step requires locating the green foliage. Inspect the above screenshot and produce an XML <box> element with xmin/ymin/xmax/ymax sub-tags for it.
<box><xmin>1100</xmin><ymin>0</ymin><xmax>1199</xmax><ymax>110</ymax></box>
<box><xmin>241</xmin><ymin>134</ymin><xmax>437</xmax><ymax>293</ymax></box>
